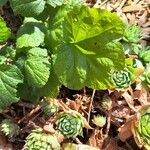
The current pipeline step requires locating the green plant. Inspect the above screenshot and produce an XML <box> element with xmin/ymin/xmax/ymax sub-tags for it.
<box><xmin>132</xmin><ymin>106</ymin><xmax>150</xmax><ymax>150</ymax></box>
<box><xmin>0</xmin><ymin>119</ymin><xmax>20</xmax><ymax>138</ymax></box>
<box><xmin>41</xmin><ymin>99</ymin><xmax>59</xmax><ymax>116</ymax></box>
<box><xmin>138</xmin><ymin>46</ymin><xmax>150</xmax><ymax>66</ymax></box>
<box><xmin>141</xmin><ymin>64</ymin><xmax>150</xmax><ymax>91</ymax></box>
<box><xmin>0</xmin><ymin>0</ymin><xmax>126</xmax><ymax>111</ymax></box>
<box><xmin>56</xmin><ymin>111</ymin><xmax>85</xmax><ymax>138</ymax></box>
<box><xmin>63</xmin><ymin>143</ymin><xmax>99</xmax><ymax>150</ymax></box>
<box><xmin>92</xmin><ymin>115</ymin><xmax>106</xmax><ymax>127</ymax></box>
<box><xmin>122</xmin><ymin>25</ymin><xmax>142</xmax><ymax>55</ymax></box>
<box><xmin>25</xmin><ymin>128</ymin><xmax>60</xmax><ymax>150</ymax></box>
<box><xmin>112</xmin><ymin>68</ymin><xmax>131</xmax><ymax>89</ymax></box>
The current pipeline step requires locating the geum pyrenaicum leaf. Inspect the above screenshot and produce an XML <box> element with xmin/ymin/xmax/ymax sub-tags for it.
<box><xmin>46</xmin><ymin>0</ymin><xmax>65</xmax><ymax>7</ymax></box>
<box><xmin>49</xmin><ymin>6</ymin><xmax>125</xmax><ymax>90</ymax></box>
<box><xmin>10</xmin><ymin>0</ymin><xmax>46</xmax><ymax>17</ymax></box>
<box><xmin>16</xmin><ymin>20</ymin><xmax>46</xmax><ymax>48</ymax></box>
<box><xmin>0</xmin><ymin>0</ymin><xmax>8</xmax><ymax>6</ymax></box>
<box><xmin>0</xmin><ymin>17</ymin><xmax>11</xmax><ymax>44</ymax></box>
<box><xmin>24</xmin><ymin>47</ymin><xmax>51</xmax><ymax>88</ymax></box>
<box><xmin>0</xmin><ymin>64</ymin><xmax>23</xmax><ymax>112</ymax></box>
<box><xmin>17</xmin><ymin>68</ymin><xmax>61</xmax><ymax>102</ymax></box>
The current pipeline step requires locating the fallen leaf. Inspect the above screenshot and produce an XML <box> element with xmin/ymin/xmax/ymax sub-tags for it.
<box><xmin>118</xmin><ymin>118</ymin><xmax>133</xmax><ymax>142</ymax></box>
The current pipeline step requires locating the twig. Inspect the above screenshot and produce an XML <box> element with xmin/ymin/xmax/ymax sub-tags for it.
<box><xmin>18</xmin><ymin>105</ymin><xmax>41</xmax><ymax>124</ymax></box>
<box><xmin>104</xmin><ymin>110</ymin><xmax>111</xmax><ymax>138</ymax></box>
<box><xmin>87</xmin><ymin>89</ymin><xmax>96</xmax><ymax>133</ymax></box>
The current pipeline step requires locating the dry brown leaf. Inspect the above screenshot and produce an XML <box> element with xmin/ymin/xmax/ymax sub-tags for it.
<box><xmin>122</xmin><ymin>92</ymin><xmax>136</xmax><ymax>112</ymax></box>
<box><xmin>122</xmin><ymin>4</ymin><xmax>144</xmax><ymax>12</ymax></box>
<box><xmin>103</xmin><ymin>138</ymin><xmax>126</xmax><ymax>150</ymax></box>
<box><xmin>43</xmin><ymin>124</ymin><xmax>55</xmax><ymax>134</ymax></box>
<box><xmin>88</xmin><ymin>128</ymin><xmax>103</xmax><ymax>149</ymax></box>
<box><xmin>118</xmin><ymin>118</ymin><xmax>133</xmax><ymax>142</ymax></box>
<box><xmin>0</xmin><ymin>134</ymin><xmax>13</xmax><ymax>150</ymax></box>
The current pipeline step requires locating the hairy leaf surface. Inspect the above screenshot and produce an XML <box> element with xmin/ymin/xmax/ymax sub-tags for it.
<box><xmin>10</xmin><ymin>0</ymin><xmax>45</xmax><ymax>17</ymax></box>
<box><xmin>0</xmin><ymin>65</ymin><xmax>23</xmax><ymax>112</ymax></box>
<box><xmin>49</xmin><ymin>6</ymin><xmax>125</xmax><ymax>89</ymax></box>
<box><xmin>25</xmin><ymin>47</ymin><xmax>50</xmax><ymax>88</ymax></box>
<box><xmin>17</xmin><ymin>21</ymin><xmax>46</xmax><ymax>48</ymax></box>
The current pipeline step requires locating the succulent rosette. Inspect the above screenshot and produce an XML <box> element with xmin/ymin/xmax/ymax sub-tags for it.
<box><xmin>42</xmin><ymin>99</ymin><xmax>59</xmax><ymax>116</ymax></box>
<box><xmin>132</xmin><ymin>106</ymin><xmax>150</xmax><ymax>150</ymax></box>
<box><xmin>112</xmin><ymin>67</ymin><xmax>134</xmax><ymax>89</ymax></box>
<box><xmin>0</xmin><ymin>119</ymin><xmax>20</xmax><ymax>138</ymax></box>
<box><xmin>56</xmin><ymin>111</ymin><xmax>84</xmax><ymax>138</ymax></box>
<box><xmin>138</xmin><ymin>46</ymin><xmax>150</xmax><ymax>65</ymax></box>
<box><xmin>123</xmin><ymin>25</ymin><xmax>141</xmax><ymax>43</ymax></box>
<box><xmin>25</xmin><ymin>128</ymin><xmax>60</xmax><ymax>150</ymax></box>
<box><xmin>141</xmin><ymin>64</ymin><xmax>150</xmax><ymax>91</ymax></box>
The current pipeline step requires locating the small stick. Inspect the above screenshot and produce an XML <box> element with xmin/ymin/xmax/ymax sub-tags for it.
<box><xmin>87</xmin><ymin>89</ymin><xmax>96</xmax><ymax>133</ymax></box>
<box><xmin>18</xmin><ymin>105</ymin><xmax>41</xmax><ymax>124</ymax></box>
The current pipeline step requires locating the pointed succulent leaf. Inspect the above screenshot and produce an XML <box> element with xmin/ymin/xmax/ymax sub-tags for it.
<box><xmin>112</xmin><ymin>67</ymin><xmax>136</xmax><ymax>89</ymax></box>
<box><xmin>0</xmin><ymin>119</ymin><xmax>20</xmax><ymax>138</ymax></box>
<box><xmin>123</xmin><ymin>25</ymin><xmax>141</xmax><ymax>43</ymax></box>
<box><xmin>56</xmin><ymin>111</ymin><xmax>85</xmax><ymax>138</ymax></box>
<box><xmin>132</xmin><ymin>106</ymin><xmax>150</xmax><ymax>149</ymax></box>
<box><xmin>42</xmin><ymin>98</ymin><xmax>59</xmax><ymax>116</ymax></box>
<box><xmin>92</xmin><ymin>115</ymin><xmax>106</xmax><ymax>127</ymax></box>
<box><xmin>25</xmin><ymin>128</ymin><xmax>60</xmax><ymax>150</ymax></box>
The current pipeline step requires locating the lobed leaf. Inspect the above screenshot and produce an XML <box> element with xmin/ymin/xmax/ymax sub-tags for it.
<box><xmin>49</xmin><ymin>6</ymin><xmax>125</xmax><ymax>89</ymax></box>
<box><xmin>0</xmin><ymin>64</ymin><xmax>23</xmax><ymax>112</ymax></box>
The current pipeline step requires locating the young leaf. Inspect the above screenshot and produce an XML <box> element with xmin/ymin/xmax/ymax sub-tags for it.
<box><xmin>17</xmin><ymin>68</ymin><xmax>60</xmax><ymax>102</ymax></box>
<box><xmin>10</xmin><ymin>0</ymin><xmax>46</xmax><ymax>17</ymax></box>
<box><xmin>25</xmin><ymin>47</ymin><xmax>50</xmax><ymax>88</ymax></box>
<box><xmin>0</xmin><ymin>17</ymin><xmax>11</xmax><ymax>44</ymax></box>
<box><xmin>0</xmin><ymin>64</ymin><xmax>23</xmax><ymax>112</ymax></box>
<box><xmin>16</xmin><ymin>20</ymin><xmax>46</xmax><ymax>48</ymax></box>
<box><xmin>46</xmin><ymin>0</ymin><xmax>65</xmax><ymax>7</ymax></box>
<box><xmin>49</xmin><ymin>6</ymin><xmax>125</xmax><ymax>89</ymax></box>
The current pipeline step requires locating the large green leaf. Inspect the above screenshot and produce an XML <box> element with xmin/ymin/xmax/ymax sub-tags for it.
<box><xmin>0</xmin><ymin>17</ymin><xmax>11</xmax><ymax>44</ymax></box>
<box><xmin>17</xmin><ymin>69</ymin><xmax>60</xmax><ymax>102</ymax></box>
<box><xmin>10</xmin><ymin>0</ymin><xmax>45</xmax><ymax>17</ymax></box>
<box><xmin>25</xmin><ymin>47</ymin><xmax>51</xmax><ymax>88</ymax></box>
<box><xmin>0</xmin><ymin>0</ymin><xmax>8</xmax><ymax>6</ymax></box>
<box><xmin>49</xmin><ymin>6</ymin><xmax>125</xmax><ymax>89</ymax></box>
<box><xmin>17</xmin><ymin>20</ymin><xmax>46</xmax><ymax>48</ymax></box>
<box><xmin>0</xmin><ymin>64</ymin><xmax>23</xmax><ymax>112</ymax></box>
<box><xmin>46</xmin><ymin>0</ymin><xmax>65</xmax><ymax>7</ymax></box>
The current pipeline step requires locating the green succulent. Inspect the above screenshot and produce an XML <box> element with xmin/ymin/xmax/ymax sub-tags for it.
<box><xmin>112</xmin><ymin>68</ymin><xmax>133</xmax><ymax>89</ymax></box>
<box><xmin>138</xmin><ymin>46</ymin><xmax>150</xmax><ymax>65</ymax></box>
<box><xmin>132</xmin><ymin>106</ymin><xmax>150</xmax><ymax>150</ymax></box>
<box><xmin>92</xmin><ymin>115</ymin><xmax>106</xmax><ymax>127</ymax></box>
<box><xmin>122</xmin><ymin>25</ymin><xmax>142</xmax><ymax>55</ymax></box>
<box><xmin>42</xmin><ymin>99</ymin><xmax>59</xmax><ymax>116</ymax></box>
<box><xmin>63</xmin><ymin>143</ymin><xmax>99</xmax><ymax>150</ymax></box>
<box><xmin>25</xmin><ymin>128</ymin><xmax>60</xmax><ymax>150</ymax></box>
<box><xmin>56</xmin><ymin>111</ymin><xmax>84</xmax><ymax>138</ymax></box>
<box><xmin>141</xmin><ymin>64</ymin><xmax>150</xmax><ymax>91</ymax></box>
<box><xmin>123</xmin><ymin>25</ymin><xmax>141</xmax><ymax>43</ymax></box>
<box><xmin>0</xmin><ymin>119</ymin><xmax>20</xmax><ymax>138</ymax></box>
